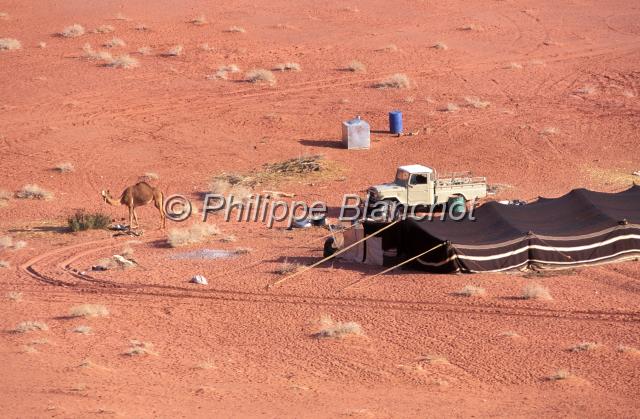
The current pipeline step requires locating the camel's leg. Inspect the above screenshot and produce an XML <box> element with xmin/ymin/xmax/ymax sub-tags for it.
<box><xmin>128</xmin><ymin>206</ymin><xmax>134</xmax><ymax>229</ymax></box>
<box><xmin>132</xmin><ymin>207</ymin><xmax>140</xmax><ymax>228</ymax></box>
<box><xmin>153</xmin><ymin>192</ymin><xmax>166</xmax><ymax>229</ymax></box>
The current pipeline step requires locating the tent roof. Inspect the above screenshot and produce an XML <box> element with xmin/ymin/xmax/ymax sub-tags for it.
<box><xmin>406</xmin><ymin>185</ymin><xmax>640</xmax><ymax>246</ymax></box>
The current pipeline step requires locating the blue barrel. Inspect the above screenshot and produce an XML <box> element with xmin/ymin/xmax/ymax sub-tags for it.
<box><xmin>389</xmin><ymin>111</ymin><xmax>403</xmax><ymax>134</ymax></box>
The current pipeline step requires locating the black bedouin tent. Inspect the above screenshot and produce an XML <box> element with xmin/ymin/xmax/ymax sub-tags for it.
<box><xmin>355</xmin><ymin>185</ymin><xmax>640</xmax><ymax>273</ymax></box>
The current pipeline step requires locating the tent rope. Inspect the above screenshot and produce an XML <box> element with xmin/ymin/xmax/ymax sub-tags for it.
<box><xmin>267</xmin><ymin>220</ymin><xmax>400</xmax><ymax>289</ymax></box>
<box><xmin>341</xmin><ymin>243</ymin><xmax>445</xmax><ymax>291</ymax></box>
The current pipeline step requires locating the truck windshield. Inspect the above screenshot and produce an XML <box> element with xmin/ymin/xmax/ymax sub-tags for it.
<box><xmin>394</xmin><ymin>169</ymin><xmax>410</xmax><ymax>186</ymax></box>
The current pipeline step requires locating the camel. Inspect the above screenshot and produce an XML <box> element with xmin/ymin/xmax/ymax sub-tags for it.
<box><xmin>101</xmin><ymin>182</ymin><xmax>166</xmax><ymax>229</ymax></box>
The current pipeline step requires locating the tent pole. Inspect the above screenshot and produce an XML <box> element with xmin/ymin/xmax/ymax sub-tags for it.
<box><xmin>267</xmin><ymin>220</ymin><xmax>400</xmax><ymax>289</ymax></box>
<box><xmin>341</xmin><ymin>243</ymin><xmax>445</xmax><ymax>291</ymax></box>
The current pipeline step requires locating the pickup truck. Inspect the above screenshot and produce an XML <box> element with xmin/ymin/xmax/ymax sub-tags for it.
<box><xmin>366</xmin><ymin>164</ymin><xmax>487</xmax><ymax>215</ymax></box>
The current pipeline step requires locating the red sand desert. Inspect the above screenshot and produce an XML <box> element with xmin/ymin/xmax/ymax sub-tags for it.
<box><xmin>1</xmin><ymin>0</ymin><xmax>640</xmax><ymax>417</ymax></box>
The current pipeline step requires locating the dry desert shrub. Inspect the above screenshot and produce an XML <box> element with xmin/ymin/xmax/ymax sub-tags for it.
<box><xmin>0</xmin><ymin>236</ymin><xmax>26</xmax><ymax>250</ymax></box>
<box><xmin>530</xmin><ymin>59</ymin><xmax>545</xmax><ymax>66</ymax></box>
<box><xmin>458</xmin><ymin>24</ymin><xmax>483</xmax><ymax>31</ymax></box>
<box><xmin>208</xmin><ymin>64</ymin><xmax>240</xmax><ymax>80</ymax></box>
<box><xmin>274</xmin><ymin>260</ymin><xmax>302</xmax><ymax>275</ymax></box>
<box><xmin>114</xmin><ymin>13</ymin><xmax>129</xmax><ymax>21</ymax></box>
<box><xmin>416</xmin><ymin>354</ymin><xmax>450</xmax><ymax>365</ymax></box>
<box><xmin>105</xmin><ymin>54</ymin><xmax>139</xmax><ymax>69</ymax></box>
<box><xmin>456</xmin><ymin>285</ymin><xmax>486</xmax><ymax>297</ymax></box>
<box><xmin>0</xmin><ymin>38</ymin><xmax>21</xmax><ymax>51</ymax></box>
<box><xmin>441</xmin><ymin>103</ymin><xmax>459</xmax><ymax>112</ymax></box>
<box><xmin>69</xmin><ymin>304</ymin><xmax>109</xmax><ymax>318</ymax></box>
<box><xmin>225</xmin><ymin>26</ymin><xmax>246</xmax><ymax>33</ymax></box>
<box><xmin>7</xmin><ymin>291</ymin><xmax>23</xmax><ymax>301</ymax></box>
<box><xmin>0</xmin><ymin>260</ymin><xmax>9</xmax><ymax>268</ymax></box>
<box><xmin>191</xmin><ymin>15</ymin><xmax>207</xmax><ymax>26</ymax></box>
<box><xmin>198</xmin><ymin>43</ymin><xmax>214</xmax><ymax>52</ymax></box>
<box><xmin>374</xmin><ymin>73</ymin><xmax>410</xmax><ymax>89</ymax></box>
<box><xmin>167</xmin><ymin>223</ymin><xmax>220</xmax><ymax>247</ymax></box>
<box><xmin>16</xmin><ymin>184</ymin><xmax>52</xmax><ymax>200</ymax></box>
<box><xmin>60</xmin><ymin>24</ymin><xmax>85</xmax><ymax>38</ymax></box>
<box><xmin>432</xmin><ymin>42</ymin><xmax>448</xmax><ymax>50</ymax></box>
<box><xmin>137</xmin><ymin>46</ymin><xmax>152</xmax><ymax>55</ymax></box>
<box><xmin>82</xmin><ymin>44</ymin><xmax>113</xmax><ymax>62</ymax></box>
<box><xmin>506</xmin><ymin>62</ymin><xmax>523</xmax><ymax>70</ymax></box>
<box><xmin>499</xmin><ymin>331</ymin><xmax>520</xmax><ymax>338</ymax></box>
<box><xmin>13</xmin><ymin>321</ymin><xmax>48</xmax><ymax>333</ymax></box>
<box><xmin>103</xmin><ymin>37</ymin><xmax>125</xmax><ymax>48</ymax></box>
<box><xmin>540</xmin><ymin>127</ymin><xmax>558</xmax><ymax>136</ymax></box>
<box><xmin>569</xmin><ymin>342</ymin><xmax>600</xmax><ymax>352</ymax></box>
<box><xmin>73</xmin><ymin>325</ymin><xmax>92</xmax><ymax>334</ymax></box>
<box><xmin>54</xmin><ymin>162</ymin><xmax>74</xmax><ymax>173</ymax></box>
<box><xmin>195</xmin><ymin>359</ymin><xmax>215</xmax><ymax>369</ymax></box>
<box><xmin>245</xmin><ymin>69</ymin><xmax>276</xmax><ymax>85</ymax></box>
<box><xmin>0</xmin><ymin>189</ymin><xmax>11</xmax><ymax>206</ymax></box>
<box><xmin>573</xmin><ymin>85</ymin><xmax>595</xmax><ymax>95</ymax></box>
<box><xmin>547</xmin><ymin>369</ymin><xmax>571</xmax><ymax>381</ymax></box>
<box><xmin>93</xmin><ymin>25</ymin><xmax>115</xmax><ymax>34</ymax></box>
<box><xmin>68</xmin><ymin>210</ymin><xmax>110</xmax><ymax>231</ymax></box>
<box><xmin>375</xmin><ymin>44</ymin><xmax>398</xmax><ymax>52</ymax></box>
<box><xmin>313</xmin><ymin>315</ymin><xmax>363</xmax><ymax>339</ymax></box>
<box><xmin>521</xmin><ymin>283</ymin><xmax>552</xmax><ymax>300</ymax></box>
<box><xmin>234</xmin><ymin>247</ymin><xmax>252</xmax><ymax>255</ymax></box>
<box><xmin>124</xmin><ymin>340</ymin><xmax>157</xmax><ymax>356</ymax></box>
<box><xmin>343</xmin><ymin>60</ymin><xmax>366</xmax><ymax>72</ymax></box>
<box><xmin>162</xmin><ymin>45</ymin><xmax>183</xmax><ymax>57</ymax></box>
<box><xmin>219</xmin><ymin>64</ymin><xmax>240</xmax><ymax>73</ymax></box>
<box><xmin>37</xmin><ymin>41</ymin><xmax>46</xmax><ymax>49</ymax></box>
<box><xmin>273</xmin><ymin>62</ymin><xmax>301</xmax><ymax>72</ymax></box>
<box><xmin>617</xmin><ymin>345</ymin><xmax>640</xmax><ymax>355</ymax></box>
<box><xmin>134</xmin><ymin>23</ymin><xmax>149</xmax><ymax>31</ymax></box>
<box><xmin>464</xmin><ymin>97</ymin><xmax>491</xmax><ymax>109</ymax></box>
<box><xmin>0</xmin><ymin>12</ymin><xmax>8</xmax><ymax>20</ymax></box>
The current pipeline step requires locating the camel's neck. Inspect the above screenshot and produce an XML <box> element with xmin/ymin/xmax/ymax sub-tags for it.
<box><xmin>104</xmin><ymin>195</ymin><xmax>122</xmax><ymax>206</ymax></box>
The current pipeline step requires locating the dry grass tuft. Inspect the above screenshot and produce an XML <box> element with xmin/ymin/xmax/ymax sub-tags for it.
<box><xmin>0</xmin><ymin>260</ymin><xmax>9</xmax><ymax>268</ymax></box>
<box><xmin>93</xmin><ymin>25</ymin><xmax>115</xmax><ymax>34</ymax></box>
<box><xmin>68</xmin><ymin>210</ymin><xmax>110</xmax><ymax>232</ymax></box>
<box><xmin>343</xmin><ymin>60</ymin><xmax>366</xmax><ymax>72</ymax></box>
<box><xmin>195</xmin><ymin>359</ymin><xmax>215</xmax><ymax>369</ymax></box>
<box><xmin>569</xmin><ymin>342</ymin><xmax>599</xmax><ymax>352</ymax></box>
<box><xmin>16</xmin><ymin>184</ymin><xmax>53</xmax><ymax>200</ymax></box>
<box><xmin>245</xmin><ymin>69</ymin><xmax>276</xmax><ymax>85</ymax></box>
<box><xmin>313</xmin><ymin>315</ymin><xmax>363</xmax><ymax>339</ymax></box>
<box><xmin>0</xmin><ymin>12</ymin><xmax>8</xmax><ymax>20</ymax></box>
<box><xmin>441</xmin><ymin>103</ymin><xmax>459</xmax><ymax>112</ymax></box>
<box><xmin>134</xmin><ymin>23</ymin><xmax>149</xmax><ymax>31</ymax></box>
<box><xmin>225</xmin><ymin>26</ymin><xmax>246</xmax><ymax>33</ymax></box>
<box><xmin>82</xmin><ymin>44</ymin><xmax>113</xmax><ymax>62</ymax></box>
<box><xmin>1</xmin><ymin>236</ymin><xmax>27</xmax><ymax>251</ymax></box>
<box><xmin>416</xmin><ymin>354</ymin><xmax>450</xmax><ymax>365</ymax></box>
<box><xmin>0</xmin><ymin>38</ymin><xmax>21</xmax><ymax>51</ymax></box>
<box><xmin>234</xmin><ymin>247</ymin><xmax>252</xmax><ymax>255</ymax></box>
<box><xmin>540</xmin><ymin>127</ymin><xmax>558</xmax><ymax>136</ymax></box>
<box><xmin>124</xmin><ymin>340</ymin><xmax>157</xmax><ymax>356</ymax></box>
<box><xmin>198</xmin><ymin>43</ymin><xmax>214</xmax><ymax>52</ymax></box>
<box><xmin>376</xmin><ymin>44</ymin><xmax>398</xmax><ymax>52</ymax></box>
<box><xmin>530</xmin><ymin>59</ymin><xmax>545</xmax><ymax>66</ymax></box>
<box><xmin>374</xmin><ymin>73</ymin><xmax>410</xmax><ymax>89</ymax></box>
<box><xmin>573</xmin><ymin>86</ymin><xmax>596</xmax><ymax>95</ymax></box>
<box><xmin>464</xmin><ymin>97</ymin><xmax>491</xmax><ymax>109</ymax></box>
<box><xmin>273</xmin><ymin>62</ymin><xmax>301</xmax><ymax>72</ymax></box>
<box><xmin>547</xmin><ymin>369</ymin><xmax>571</xmax><ymax>381</ymax></box>
<box><xmin>455</xmin><ymin>285</ymin><xmax>486</xmax><ymax>297</ymax></box>
<box><xmin>114</xmin><ymin>13</ymin><xmax>129</xmax><ymax>21</ymax></box>
<box><xmin>137</xmin><ymin>46</ymin><xmax>152</xmax><ymax>55</ymax></box>
<box><xmin>458</xmin><ymin>24</ymin><xmax>482</xmax><ymax>31</ymax></box>
<box><xmin>103</xmin><ymin>37</ymin><xmax>125</xmax><ymax>48</ymax></box>
<box><xmin>105</xmin><ymin>54</ymin><xmax>139</xmax><ymax>69</ymax></box>
<box><xmin>432</xmin><ymin>42</ymin><xmax>448</xmax><ymax>50</ymax></box>
<box><xmin>162</xmin><ymin>45</ymin><xmax>183</xmax><ymax>57</ymax></box>
<box><xmin>0</xmin><ymin>189</ymin><xmax>10</xmax><ymax>206</ymax></box>
<box><xmin>59</xmin><ymin>24</ymin><xmax>85</xmax><ymax>38</ymax></box>
<box><xmin>506</xmin><ymin>62</ymin><xmax>523</xmax><ymax>70</ymax></box>
<box><xmin>13</xmin><ymin>321</ymin><xmax>48</xmax><ymax>333</ymax></box>
<box><xmin>521</xmin><ymin>283</ymin><xmax>552</xmax><ymax>300</ymax></box>
<box><xmin>7</xmin><ymin>291</ymin><xmax>23</xmax><ymax>301</ymax></box>
<box><xmin>617</xmin><ymin>345</ymin><xmax>640</xmax><ymax>355</ymax></box>
<box><xmin>69</xmin><ymin>304</ymin><xmax>109</xmax><ymax>318</ymax></box>
<box><xmin>208</xmin><ymin>64</ymin><xmax>240</xmax><ymax>80</ymax></box>
<box><xmin>54</xmin><ymin>162</ymin><xmax>74</xmax><ymax>173</ymax></box>
<box><xmin>167</xmin><ymin>223</ymin><xmax>220</xmax><ymax>247</ymax></box>
<box><xmin>191</xmin><ymin>15</ymin><xmax>207</xmax><ymax>26</ymax></box>
<box><xmin>274</xmin><ymin>260</ymin><xmax>302</xmax><ymax>275</ymax></box>
<box><xmin>500</xmin><ymin>331</ymin><xmax>520</xmax><ymax>338</ymax></box>
<box><xmin>73</xmin><ymin>325</ymin><xmax>92</xmax><ymax>334</ymax></box>
<box><xmin>37</xmin><ymin>41</ymin><xmax>46</xmax><ymax>49</ymax></box>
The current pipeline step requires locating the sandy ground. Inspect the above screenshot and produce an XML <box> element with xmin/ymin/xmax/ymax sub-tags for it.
<box><xmin>1</xmin><ymin>0</ymin><xmax>640</xmax><ymax>417</ymax></box>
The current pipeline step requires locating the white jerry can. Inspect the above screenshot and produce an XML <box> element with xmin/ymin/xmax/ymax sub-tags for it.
<box><xmin>341</xmin><ymin>116</ymin><xmax>370</xmax><ymax>149</ymax></box>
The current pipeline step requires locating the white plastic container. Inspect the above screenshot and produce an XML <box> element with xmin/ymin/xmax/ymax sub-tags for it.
<box><xmin>341</xmin><ymin>116</ymin><xmax>370</xmax><ymax>149</ymax></box>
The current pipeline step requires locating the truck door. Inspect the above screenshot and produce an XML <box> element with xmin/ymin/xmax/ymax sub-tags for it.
<box><xmin>407</xmin><ymin>173</ymin><xmax>432</xmax><ymax>207</ymax></box>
